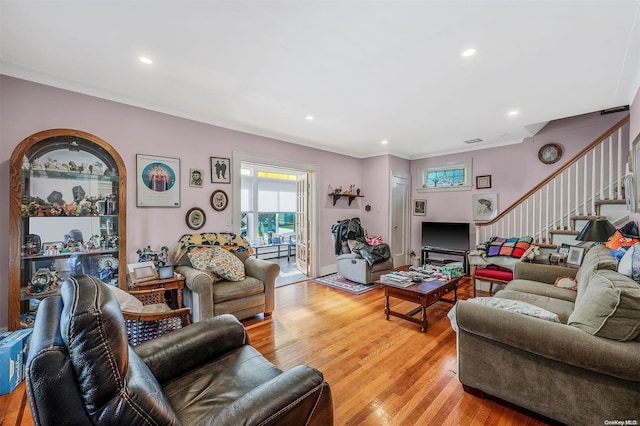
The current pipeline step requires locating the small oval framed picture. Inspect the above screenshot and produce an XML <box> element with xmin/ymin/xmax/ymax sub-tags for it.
<box><xmin>210</xmin><ymin>189</ymin><xmax>228</xmax><ymax>211</ymax></box>
<box><xmin>186</xmin><ymin>207</ymin><xmax>206</xmax><ymax>230</ymax></box>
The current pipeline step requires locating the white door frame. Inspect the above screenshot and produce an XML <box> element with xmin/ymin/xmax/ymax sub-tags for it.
<box><xmin>389</xmin><ymin>171</ymin><xmax>411</xmax><ymax>267</ymax></box>
<box><xmin>232</xmin><ymin>151</ymin><xmax>320</xmax><ymax>277</ymax></box>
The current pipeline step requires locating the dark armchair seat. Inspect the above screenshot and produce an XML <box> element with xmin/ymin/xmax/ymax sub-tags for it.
<box><xmin>26</xmin><ymin>274</ymin><xmax>333</xmax><ymax>425</ymax></box>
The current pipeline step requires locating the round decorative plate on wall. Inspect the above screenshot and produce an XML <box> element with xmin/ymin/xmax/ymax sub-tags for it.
<box><xmin>210</xmin><ymin>189</ymin><xmax>228</xmax><ymax>211</ymax></box>
<box><xmin>538</xmin><ymin>143</ymin><xmax>562</xmax><ymax>164</ymax></box>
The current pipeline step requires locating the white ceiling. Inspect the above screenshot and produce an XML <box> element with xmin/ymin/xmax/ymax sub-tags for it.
<box><xmin>2</xmin><ymin>1</ymin><xmax>639</xmax><ymax>159</ymax></box>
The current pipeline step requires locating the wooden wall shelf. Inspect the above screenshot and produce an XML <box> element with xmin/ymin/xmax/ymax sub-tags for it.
<box><xmin>329</xmin><ymin>193</ymin><xmax>364</xmax><ymax>206</ymax></box>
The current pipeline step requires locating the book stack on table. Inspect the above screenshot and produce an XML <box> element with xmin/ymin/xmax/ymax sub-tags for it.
<box><xmin>380</xmin><ymin>270</ymin><xmax>435</xmax><ymax>288</ymax></box>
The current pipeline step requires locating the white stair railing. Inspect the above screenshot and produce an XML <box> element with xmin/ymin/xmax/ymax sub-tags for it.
<box><xmin>476</xmin><ymin>115</ymin><xmax>631</xmax><ymax>246</ymax></box>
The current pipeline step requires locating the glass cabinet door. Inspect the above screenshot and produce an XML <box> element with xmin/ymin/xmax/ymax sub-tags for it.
<box><xmin>9</xmin><ymin>129</ymin><xmax>126</xmax><ymax>330</ymax></box>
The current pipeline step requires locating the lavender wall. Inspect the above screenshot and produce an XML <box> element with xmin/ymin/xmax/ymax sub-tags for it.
<box><xmin>408</xmin><ymin>110</ymin><xmax>630</xmax><ymax>255</ymax></box>
<box><xmin>0</xmin><ymin>75</ymin><xmax>390</xmax><ymax>329</ymax></box>
<box><xmin>0</xmin><ymin>75</ymin><xmax>636</xmax><ymax>330</ymax></box>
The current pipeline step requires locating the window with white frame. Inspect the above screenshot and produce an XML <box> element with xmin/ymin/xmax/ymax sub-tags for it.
<box><xmin>240</xmin><ymin>166</ymin><xmax>298</xmax><ymax>243</ymax></box>
<box><xmin>417</xmin><ymin>159</ymin><xmax>472</xmax><ymax>192</ymax></box>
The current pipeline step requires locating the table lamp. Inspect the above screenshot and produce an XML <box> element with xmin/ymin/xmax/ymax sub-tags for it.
<box><xmin>576</xmin><ymin>218</ymin><xmax>617</xmax><ymax>244</ymax></box>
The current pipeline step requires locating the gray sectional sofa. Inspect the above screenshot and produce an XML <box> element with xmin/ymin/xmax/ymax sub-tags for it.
<box><xmin>455</xmin><ymin>245</ymin><xmax>640</xmax><ymax>425</ymax></box>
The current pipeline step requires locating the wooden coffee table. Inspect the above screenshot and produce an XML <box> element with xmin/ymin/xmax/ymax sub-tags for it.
<box><xmin>381</xmin><ymin>277</ymin><xmax>459</xmax><ymax>332</ymax></box>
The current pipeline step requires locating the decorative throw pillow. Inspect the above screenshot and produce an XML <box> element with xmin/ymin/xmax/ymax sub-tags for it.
<box><xmin>209</xmin><ymin>246</ymin><xmax>245</xmax><ymax>281</ymax></box>
<box><xmin>188</xmin><ymin>247</ymin><xmax>215</xmax><ymax>270</ymax></box>
<box><xmin>617</xmin><ymin>245</ymin><xmax>634</xmax><ymax>277</ymax></box>
<box><xmin>187</xmin><ymin>248</ymin><xmax>223</xmax><ymax>282</ymax></box>
<box><xmin>106</xmin><ymin>285</ymin><xmax>143</xmax><ymax>313</ymax></box>
<box><xmin>568</xmin><ymin>270</ymin><xmax>640</xmax><ymax>341</ymax></box>
<box><xmin>554</xmin><ymin>276</ymin><xmax>578</xmax><ymax>291</ymax></box>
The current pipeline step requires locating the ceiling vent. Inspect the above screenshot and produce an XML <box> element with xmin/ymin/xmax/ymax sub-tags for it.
<box><xmin>463</xmin><ymin>138</ymin><xmax>483</xmax><ymax>144</ymax></box>
<box><xmin>601</xmin><ymin>105</ymin><xmax>629</xmax><ymax>115</ymax></box>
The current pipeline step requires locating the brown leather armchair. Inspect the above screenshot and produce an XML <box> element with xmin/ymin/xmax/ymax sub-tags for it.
<box><xmin>26</xmin><ymin>275</ymin><xmax>333</xmax><ymax>425</ymax></box>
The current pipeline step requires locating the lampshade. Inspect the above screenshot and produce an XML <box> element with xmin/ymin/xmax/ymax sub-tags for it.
<box><xmin>576</xmin><ymin>219</ymin><xmax>617</xmax><ymax>243</ymax></box>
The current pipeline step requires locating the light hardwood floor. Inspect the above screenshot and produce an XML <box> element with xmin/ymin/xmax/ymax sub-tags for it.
<box><xmin>1</xmin><ymin>276</ymin><xmax>551</xmax><ymax>425</ymax></box>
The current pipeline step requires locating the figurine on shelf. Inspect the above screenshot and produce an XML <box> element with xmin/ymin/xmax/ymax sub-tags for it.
<box><xmin>26</xmin><ymin>268</ymin><xmax>59</xmax><ymax>296</ymax></box>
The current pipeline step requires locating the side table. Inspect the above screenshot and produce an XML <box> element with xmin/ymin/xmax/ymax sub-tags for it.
<box><xmin>128</xmin><ymin>275</ymin><xmax>186</xmax><ymax>309</ymax></box>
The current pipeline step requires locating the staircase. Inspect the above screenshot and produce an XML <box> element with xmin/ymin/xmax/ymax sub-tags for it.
<box><xmin>475</xmin><ymin>115</ymin><xmax>631</xmax><ymax>251</ymax></box>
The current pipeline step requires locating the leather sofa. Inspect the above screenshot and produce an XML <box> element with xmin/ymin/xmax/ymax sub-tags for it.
<box><xmin>454</xmin><ymin>245</ymin><xmax>640</xmax><ymax>425</ymax></box>
<box><xmin>173</xmin><ymin>232</ymin><xmax>279</xmax><ymax>322</ymax></box>
<box><xmin>26</xmin><ymin>275</ymin><xmax>333</xmax><ymax>425</ymax></box>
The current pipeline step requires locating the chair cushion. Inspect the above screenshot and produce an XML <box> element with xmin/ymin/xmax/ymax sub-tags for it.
<box><xmin>142</xmin><ymin>303</ymin><xmax>172</xmax><ymax>314</ymax></box>
<box><xmin>474</xmin><ymin>266</ymin><xmax>513</xmax><ymax>282</ymax></box>
<box><xmin>213</xmin><ymin>277</ymin><xmax>264</xmax><ymax>303</ymax></box>
<box><xmin>106</xmin><ymin>284</ymin><xmax>144</xmax><ymax>312</ymax></box>
<box><xmin>568</xmin><ymin>270</ymin><xmax>640</xmax><ymax>341</ymax></box>
<box><xmin>494</xmin><ymin>288</ymin><xmax>576</xmax><ymax>323</ymax></box>
<box><xmin>162</xmin><ymin>345</ymin><xmax>282</xmax><ymax>425</ymax></box>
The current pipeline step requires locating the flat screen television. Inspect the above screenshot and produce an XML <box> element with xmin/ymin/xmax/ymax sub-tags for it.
<box><xmin>421</xmin><ymin>221</ymin><xmax>470</xmax><ymax>252</ymax></box>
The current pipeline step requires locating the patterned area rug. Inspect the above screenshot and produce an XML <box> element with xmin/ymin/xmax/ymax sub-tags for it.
<box><xmin>312</xmin><ymin>273</ymin><xmax>377</xmax><ymax>295</ymax></box>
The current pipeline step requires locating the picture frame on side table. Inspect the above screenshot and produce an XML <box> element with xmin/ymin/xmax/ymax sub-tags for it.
<box><xmin>136</xmin><ymin>154</ymin><xmax>180</xmax><ymax>207</ymax></box>
<box><xmin>127</xmin><ymin>261</ymin><xmax>158</xmax><ymax>284</ymax></box>
<box><xmin>476</xmin><ymin>175</ymin><xmax>492</xmax><ymax>189</ymax></box>
<box><xmin>210</xmin><ymin>157</ymin><xmax>231</xmax><ymax>184</ymax></box>
<box><xmin>567</xmin><ymin>246</ymin><xmax>585</xmax><ymax>266</ymax></box>
<box><xmin>413</xmin><ymin>199</ymin><xmax>426</xmax><ymax>216</ymax></box>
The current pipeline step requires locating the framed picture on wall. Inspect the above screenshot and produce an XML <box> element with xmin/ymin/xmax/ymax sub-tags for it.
<box><xmin>210</xmin><ymin>157</ymin><xmax>230</xmax><ymax>184</ymax></box>
<box><xmin>413</xmin><ymin>200</ymin><xmax>426</xmax><ymax>216</ymax></box>
<box><xmin>189</xmin><ymin>168</ymin><xmax>204</xmax><ymax>188</ymax></box>
<box><xmin>136</xmin><ymin>154</ymin><xmax>181</xmax><ymax>207</ymax></box>
<box><xmin>472</xmin><ymin>193</ymin><xmax>498</xmax><ymax>221</ymax></box>
<box><xmin>476</xmin><ymin>175</ymin><xmax>492</xmax><ymax>189</ymax></box>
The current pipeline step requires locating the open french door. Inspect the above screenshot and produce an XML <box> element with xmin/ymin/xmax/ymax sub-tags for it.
<box><xmin>296</xmin><ymin>173</ymin><xmax>310</xmax><ymax>275</ymax></box>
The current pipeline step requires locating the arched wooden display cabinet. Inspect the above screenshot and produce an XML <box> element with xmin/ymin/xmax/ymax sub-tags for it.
<box><xmin>9</xmin><ymin>129</ymin><xmax>126</xmax><ymax>330</ymax></box>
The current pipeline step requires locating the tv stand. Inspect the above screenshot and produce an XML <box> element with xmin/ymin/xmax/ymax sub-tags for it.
<box><xmin>421</xmin><ymin>246</ymin><xmax>468</xmax><ymax>274</ymax></box>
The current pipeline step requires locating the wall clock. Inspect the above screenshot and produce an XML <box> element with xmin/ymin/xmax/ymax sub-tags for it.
<box><xmin>538</xmin><ymin>143</ymin><xmax>562</xmax><ymax>164</ymax></box>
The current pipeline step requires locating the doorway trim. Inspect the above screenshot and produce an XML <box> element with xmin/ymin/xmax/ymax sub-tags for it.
<box><xmin>232</xmin><ymin>151</ymin><xmax>320</xmax><ymax>278</ymax></box>
<box><xmin>390</xmin><ymin>171</ymin><xmax>411</xmax><ymax>267</ymax></box>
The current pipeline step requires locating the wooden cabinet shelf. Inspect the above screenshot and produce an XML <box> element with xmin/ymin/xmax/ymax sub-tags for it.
<box><xmin>329</xmin><ymin>193</ymin><xmax>364</xmax><ymax>206</ymax></box>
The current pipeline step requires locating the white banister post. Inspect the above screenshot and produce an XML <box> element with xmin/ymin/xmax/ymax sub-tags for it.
<box><xmin>609</xmin><ymin>136</ymin><xmax>614</xmax><ymax>200</ymax></box>
<box><xmin>545</xmin><ymin>185</ymin><xmax>550</xmax><ymax>243</ymax></box>
<box><xmin>599</xmin><ymin>142</ymin><xmax>604</xmax><ymax>202</ymax></box>
<box><xmin>583</xmin><ymin>156</ymin><xmax>588</xmax><ymax>216</ymax></box>
<box><xmin>592</xmin><ymin>150</ymin><xmax>597</xmax><ymax>214</ymax></box>
<box><xmin>567</xmin><ymin>168</ymin><xmax>571</xmax><ymax>230</ymax></box>
<box><xmin>617</xmin><ymin>128</ymin><xmax>622</xmax><ymax>200</ymax></box>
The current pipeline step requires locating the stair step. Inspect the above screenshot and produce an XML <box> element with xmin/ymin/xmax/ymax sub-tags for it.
<box><xmin>571</xmin><ymin>215</ymin><xmax>605</xmax><ymax>221</ymax></box>
<box><xmin>534</xmin><ymin>242</ymin><xmax>556</xmax><ymax>249</ymax></box>
<box><xmin>595</xmin><ymin>199</ymin><xmax>626</xmax><ymax>206</ymax></box>
<box><xmin>549</xmin><ymin>229</ymin><xmax>579</xmax><ymax>235</ymax></box>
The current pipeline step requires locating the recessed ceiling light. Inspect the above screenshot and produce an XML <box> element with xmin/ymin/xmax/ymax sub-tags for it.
<box><xmin>305</xmin><ymin>115</ymin><xmax>314</xmax><ymax>121</ymax></box>
<box><xmin>139</xmin><ymin>57</ymin><xmax>153</xmax><ymax>65</ymax></box>
<box><xmin>381</xmin><ymin>140</ymin><xmax>388</xmax><ymax>145</ymax></box>
<box><xmin>508</xmin><ymin>110</ymin><xmax>519</xmax><ymax>116</ymax></box>
<box><xmin>462</xmin><ymin>49</ymin><xmax>476</xmax><ymax>57</ymax></box>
